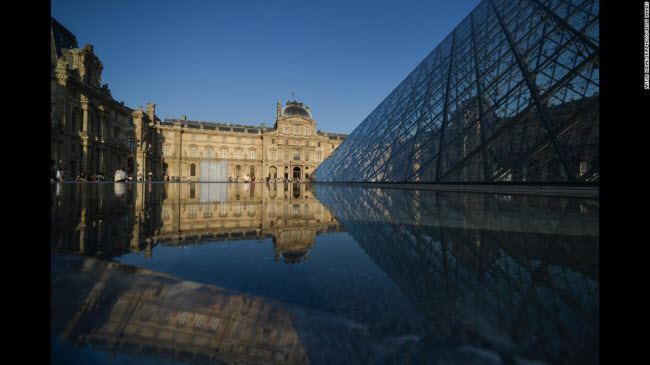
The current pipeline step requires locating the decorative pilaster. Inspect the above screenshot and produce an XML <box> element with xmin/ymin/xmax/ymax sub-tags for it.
<box><xmin>98</xmin><ymin>105</ymin><xmax>106</xmax><ymax>141</ymax></box>
<box><xmin>80</xmin><ymin>96</ymin><xmax>89</xmax><ymax>135</ymax></box>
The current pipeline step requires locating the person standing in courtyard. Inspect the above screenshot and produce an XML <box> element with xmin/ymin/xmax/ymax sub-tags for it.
<box><xmin>56</xmin><ymin>168</ymin><xmax>65</xmax><ymax>181</ymax></box>
<box><xmin>115</xmin><ymin>168</ymin><xmax>127</xmax><ymax>182</ymax></box>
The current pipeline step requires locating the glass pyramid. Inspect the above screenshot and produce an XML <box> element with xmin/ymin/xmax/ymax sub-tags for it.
<box><xmin>315</xmin><ymin>0</ymin><xmax>599</xmax><ymax>183</ymax></box>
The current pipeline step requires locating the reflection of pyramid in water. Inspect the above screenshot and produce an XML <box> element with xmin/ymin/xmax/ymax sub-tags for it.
<box><xmin>315</xmin><ymin>0</ymin><xmax>599</xmax><ymax>183</ymax></box>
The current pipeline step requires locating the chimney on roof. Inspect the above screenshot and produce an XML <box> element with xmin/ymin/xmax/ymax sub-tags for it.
<box><xmin>277</xmin><ymin>102</ymin><xmax>281</xmax><ymax>118</ymax></box>
<box><xmin>307</xmin><ymin>105</ymin><xmax>310</xmax><ymax>112</ymax></box>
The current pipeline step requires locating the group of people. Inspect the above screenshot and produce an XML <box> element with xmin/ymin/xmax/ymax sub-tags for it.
<box><xmin>228</xmin><ymin>174</ymin><xmax>256</xmax><ymax>182</ymax></box>
<box><xmin>224</xmin><ymin>174</ymin><xmax>304</xmax><ymax>183</ymax></box>
<box><xmin>74</xmin><ymin>172</ymin><xmax>106</xmax><ymax>181</ymax></box>
<box><xmin>51</xmin><ymin>161</ymin><xmax>308</xmax><ymax>183</ymax></box>
<box><xmin>136</xmin><ymin>172</ymin><xmax>155</xmax><ymax>182</ymax></box>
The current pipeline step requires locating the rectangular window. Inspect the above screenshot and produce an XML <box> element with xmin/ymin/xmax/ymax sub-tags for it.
<box><xmin>191</xmin><ymin>134</ymin><xmax>196</xmax><ymax>140</ymax></box>
<box><xmin>316</xmin><ymin>152</ymin><xmax>322</xmax><ymax>162</ymax></box>
<box><xmin>294</xmin><ymin>126</ymin><xmax>300</xmax><ymax>135</ymax></box>
<box><xmin>222</xmin><ymin>149</ymin><xmax>227</xmax><ymax>159</ymax></box>
<box><xmin>206</xmin><ymin>148</ymin><xmax>212</xmax><ymax>158</ymax></box>
<box><xmin>270</xmin><ymin>150</ymin><xmax>276</xmax><ymax>161</ymax></box>
<box><xmin>236</xmin><ymin>150</ymin><xmax>241</xmax><ymax>159</ymax></box>
<box><xmin>207</xmin><ymin>135</ymin><xmax>211</xmax><ymax>141</ymax></box>
<box><xmin>191</xmin><ymin>147</ymin><xmax>197</xmax><ymax>157</ymax></box>
<box><xmin>293</xmin><ymin>150</ymin><xmax>300</xmax><ymax>161</ymax></box>
<box><xmin>127</xmin><ymin>135</ymin><xmax>135</xmax><ymax>149</ymax></box>
<box><xmin>250</xmin><ymin>151</ymin><xmax>255</xmax><ymax>160</ymax></box>
<box><xmin>284</xmin><ymin>151</ymin><xmax>289</xmax><ymax>160</ymax></box>
<box><xmin>284</xmin><ymin>126</ymin><xmax>289</xmax><ymax>134</ymax></box>
<box><xmin>163</xmin><ymin>145</ymin><xmax>170</xmax><ymax>156</ymax></box>
<box><xmin>305</xmin><ymin>152</ymin><xmax>310</xmax><ymax>161</ymax></box>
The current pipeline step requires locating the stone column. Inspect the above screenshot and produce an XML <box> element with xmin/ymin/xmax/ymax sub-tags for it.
<box><xmin>99</xmin><ymin>149</ymin><xmax>104</xmax><ymax>174</ymax></box>
<box><xmin>81</xmin><ymin>99</ymin><xmax>90</xmax><ymax>172</ymax></box>
<box><xmin>81</xmin><ymin>97</ymin><xmax>89</xmax><ymax>134</ymax></box>
<box><xmin>98</xmin><ymin>106</ymin><xmax>106</xmax><ymax>141</ymax></box>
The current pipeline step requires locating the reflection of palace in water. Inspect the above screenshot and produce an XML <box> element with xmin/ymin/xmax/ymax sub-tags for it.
<box><xmin>50</xmin><ymin>182</ymin><xmax>343</xmax><ymax>263</ymax></box>
<box><xmin>52</xmin><ymin>253</ymin><xmax>309</xmax><ymax>364</ymax></box>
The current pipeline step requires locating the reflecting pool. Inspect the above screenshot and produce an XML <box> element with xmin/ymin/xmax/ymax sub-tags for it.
<box><xmin>51</xmin><ymin>182</ymin><xmax>598</xmax><ymax>364</ymax></box>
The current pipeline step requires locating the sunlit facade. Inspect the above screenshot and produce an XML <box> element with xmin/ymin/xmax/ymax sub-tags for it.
<box><xmin>51</xmin><ymin>17</ymin><xmax>346</xmax><ymax>181</ymax></box>
<box><xmin>315</xmin><ymin>0</ymin><xmax>599</xmax><ymax>183</ymax></box>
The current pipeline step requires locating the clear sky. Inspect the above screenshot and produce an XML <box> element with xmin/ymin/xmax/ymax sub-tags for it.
<box><xmin>51</xmin><ymin>0</ymin><xmax>481</xmax><ymax>135</ymax></box>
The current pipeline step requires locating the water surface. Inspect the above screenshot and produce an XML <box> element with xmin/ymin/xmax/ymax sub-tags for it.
<box><xmin>51</xmin><ymin>182</ymin><xmax>598</xmax><ymax>364</ymax></box>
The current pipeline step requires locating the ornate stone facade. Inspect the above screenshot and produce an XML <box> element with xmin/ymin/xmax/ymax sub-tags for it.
<box><xmin>51</xmin><ymin>17</ymin><xmax>346</xmax><ymax>181</ymax></box>
<box><xmin>51</xmin><ymin>18</ymin><xmax>158</xmax><ymax>178</ymax></box>
<box><xmin>157</xmin><ymin>102</ymin><xmax>346</xmax><ymax>182</ymax></box>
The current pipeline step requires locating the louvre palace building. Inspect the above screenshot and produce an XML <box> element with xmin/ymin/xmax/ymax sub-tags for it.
<box><xmin>51</xmin><ymin>17</ymin><xmax>347</xmax><ymax>182</ymax></box>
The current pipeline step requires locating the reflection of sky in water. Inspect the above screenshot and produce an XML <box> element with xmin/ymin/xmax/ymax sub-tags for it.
<box><xmin>115</xmin><ymin>232</ymin><xmax>429</xmax><ymax>332</ymax></box>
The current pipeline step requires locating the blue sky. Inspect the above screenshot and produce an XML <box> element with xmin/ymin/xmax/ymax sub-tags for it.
<box><xmin>51</xmin><ymin>0</ymin><xmax>480</xmax><ymax>135</ymax></box>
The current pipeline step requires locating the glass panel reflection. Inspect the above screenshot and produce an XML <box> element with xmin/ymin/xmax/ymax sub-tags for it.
<box><xmin>314</xmin><ymin>0</ymin><xmax>599</xmax><ymax>183</ymax></box>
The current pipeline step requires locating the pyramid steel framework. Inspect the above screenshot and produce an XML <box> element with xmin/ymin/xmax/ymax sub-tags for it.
<box><xmin>315</xmin><ymin>0</ymin><xmax>599</xmax><ymax>183</ymax></box>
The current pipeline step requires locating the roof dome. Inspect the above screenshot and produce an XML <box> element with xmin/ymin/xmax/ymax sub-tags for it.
<box><xmin>281</xmin><ymin>101</ymin><xmax>312</xmax><ymax>119</ymax></box>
